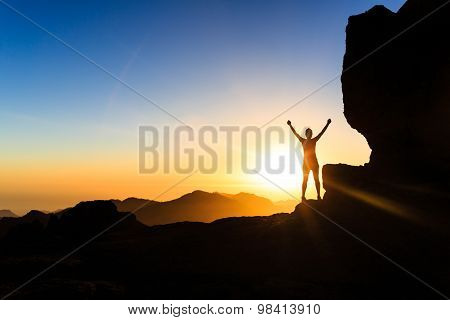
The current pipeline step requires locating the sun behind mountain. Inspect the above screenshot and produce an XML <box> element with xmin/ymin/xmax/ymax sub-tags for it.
<box><xmin>112</xmin><ymin>191</ymin><xmax>294</xmax><ymax>226</ymax></box>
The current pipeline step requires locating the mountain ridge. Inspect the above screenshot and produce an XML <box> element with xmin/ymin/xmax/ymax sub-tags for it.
<box><xmin>0</xmin><ymin>210</ymin><xmax>17</xmax><ymax>219</ymax></box>
<box><xmin>111</xmin><ymin>190</ymin><xmax>294</xmax><ymax>226</ymax></box>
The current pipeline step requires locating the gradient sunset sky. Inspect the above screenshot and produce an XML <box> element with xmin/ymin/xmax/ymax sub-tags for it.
<box><xmin>0</xmin><ymin>0</ymin><xmax>407</xmax><ymax>213</ymax></box>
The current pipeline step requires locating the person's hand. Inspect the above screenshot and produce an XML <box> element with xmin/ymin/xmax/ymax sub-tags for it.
<box><xmin>327</xmin><ymin>119</ymin><xmax>332</xmax><ymax>124</ymax></box>
<box><xmin>287</xmin><ymin>120</ymin><xmax>291</xmax><ymax>126</ymax></box>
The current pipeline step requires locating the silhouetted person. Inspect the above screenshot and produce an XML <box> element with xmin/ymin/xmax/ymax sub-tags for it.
<box><xmin>288</xmin><ymin>119</ymin><xmax>331</xmax><ymax>201</ymax></box>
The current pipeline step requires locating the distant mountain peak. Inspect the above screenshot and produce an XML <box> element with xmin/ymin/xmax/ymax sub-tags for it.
<box><xmin>188</xmin><ymin>190</ymin><xmax>210</xmax><ymax>196</ymax></box>
<box><xmin>111</xmin><ymin>197</ymin><xmax>157</xmax><ymax>213</ymax></box>
<box><xmin>24</xmin><ymin>210</ymin><xmax>47</xmax><ymax>218</ymax></box>
<box><xmin>123</xmin><ymin>197</ymin><xmax>150</xmax><ymax>202</ymax></box>
<box><xmin>179</xmin><ymin>190</ymin><xmax>218</xmax><ymax>200</ymax></box>
<box><xmin>0</xmin><ymin>209</ymin><xmax>17</xmax><ymax>218</ymax></box>
<box><xmin>67</xmin><ymin>201</ymin><xmax>121</xmax><ymax>221</ymax></box>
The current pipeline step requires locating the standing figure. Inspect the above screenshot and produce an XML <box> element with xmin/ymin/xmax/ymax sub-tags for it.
<box><xmin>287</xmin><ymin>119</ymin><xmax>331</xmax><ymax>201</ymax></box>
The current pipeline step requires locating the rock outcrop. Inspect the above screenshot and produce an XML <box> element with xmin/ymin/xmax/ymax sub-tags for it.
<box><xmin>324</xmin><ymin>0</ymin><xmax>450</xmax><ymax>196</ymax></box>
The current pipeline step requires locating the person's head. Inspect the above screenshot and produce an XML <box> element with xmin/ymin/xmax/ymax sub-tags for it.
<box><xmin>305</xmin><ymin>128</ymin><xmax>313</xmax><ymax>139</ymax></box>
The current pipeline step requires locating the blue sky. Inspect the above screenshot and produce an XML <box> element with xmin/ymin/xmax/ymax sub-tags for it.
<box><xmin>1</xmin><ymin>0</ymin><xmax>405</xmax><ymax>126</ymax></box>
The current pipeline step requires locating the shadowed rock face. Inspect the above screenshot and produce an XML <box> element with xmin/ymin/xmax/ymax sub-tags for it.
<box><xmin>1</xmin><ymin>199</ymin><xmax>448</xmax><ymax>299</ymax></box>
<box><xmin>335</xmin><ymin>0</ymin><xmax>450</xmax><ymax>187</ymax></box>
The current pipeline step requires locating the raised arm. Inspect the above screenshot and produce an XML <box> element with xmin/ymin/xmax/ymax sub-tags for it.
<box><xmin>287</xmin><ymin>120</ymin><xmax>304</xmax><ymax>142</ymax></box>
<box><xmin>314</xmin><ymin>119</ymin><xmax>332</xmax><ymax>141</ymax></box>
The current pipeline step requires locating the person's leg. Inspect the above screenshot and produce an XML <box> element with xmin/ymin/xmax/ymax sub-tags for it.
<box><xmin>313</xmin><ymin>168</ymin><xmax>321</xmax><ymax>200</ymax></box>
<box><xmin>302</xmin><ymin>169</ymin><xmax>309</xmax><ymax>201</ymax></box>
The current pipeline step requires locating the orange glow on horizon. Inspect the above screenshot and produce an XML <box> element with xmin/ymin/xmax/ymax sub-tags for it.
<box><xmin>1</xmin><ymin>104</ymin><xmax>371</xmax><ymax>214</ymax></box>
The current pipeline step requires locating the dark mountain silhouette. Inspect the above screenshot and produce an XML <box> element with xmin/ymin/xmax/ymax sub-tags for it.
<box><xmin>0</xmin><ymin>198</ymin><xmax>447</xmax><ymax>299</ymax></box>
<box><xmin>0</xmin><ymin>0</ymin><xmax>448</xmax><ymax>299</ymax></box>
<box><xmin>0</xmin><ymin>210</ymin><xmax>17</xmax><ymax>219</ymax></box>
<box><xmin>111</xmin><ymin>197</ymin><xmax>157</xmax><ymax>213</ymax></box>
<box><xmin>0</xmin><ymin>210</ymin><xmax>49</xmax><ymax>239</ymax></box>
<box><xmin>112</xmin><ymin>191</ymin><xmax>286</xmax><ymax>226</ymax></box>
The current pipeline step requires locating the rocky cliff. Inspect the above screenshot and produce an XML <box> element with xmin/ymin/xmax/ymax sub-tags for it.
<box><xmin>324</xmin><ymin>0</ymin><xmax>450</xmax><ymax>194</ymax></box>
